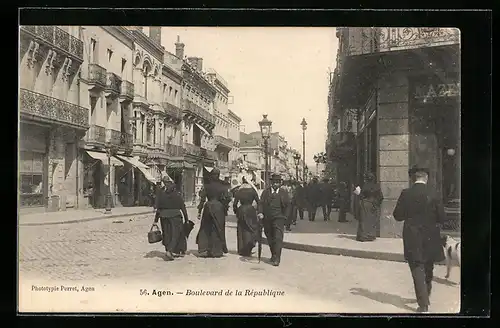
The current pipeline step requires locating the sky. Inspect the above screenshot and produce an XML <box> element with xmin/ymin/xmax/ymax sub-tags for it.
<box><xmin>161</xmin><ymin>27</ymin><xmax>338</xmax><ymax>167</ymax></box>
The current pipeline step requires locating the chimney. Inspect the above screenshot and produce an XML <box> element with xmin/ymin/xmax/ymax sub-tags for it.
<box><xmin>149</xmin><ymin>26</ymin><xmax>162</xmax><ymax>45</ymax></box>
<box><xmin>175</xmin><ymin>35</ymin><xmax>185</xmax><ymax>59</ymax></box>
<box><xmin>196</xmin><ymin>58</ymin><xmax>203</xmax><ymax>72</ymax></box>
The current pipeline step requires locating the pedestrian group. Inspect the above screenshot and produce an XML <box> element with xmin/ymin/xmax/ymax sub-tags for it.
<box><xmin>150</xmin><ymin>164</ymin><xmax>447</xmax><ymax>313</ymax></box>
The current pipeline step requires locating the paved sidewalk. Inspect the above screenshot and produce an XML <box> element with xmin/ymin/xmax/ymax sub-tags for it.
<box><xmin>19</xmin><ymin>205</ymin><xmax>195</xmax><ymax>226</ymax></box>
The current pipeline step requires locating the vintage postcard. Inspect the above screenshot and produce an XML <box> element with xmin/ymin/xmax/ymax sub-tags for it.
<box><xmin>18</xmin><ymin>26</ymin><xmax>460</xmax><ymax>314</ymax></box>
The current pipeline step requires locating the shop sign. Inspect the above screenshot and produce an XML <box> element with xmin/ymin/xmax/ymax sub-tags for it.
<box><xmin>413</xmin><ymin>82</ymin><xmax>460</xmax><ymax>100</ymax></box>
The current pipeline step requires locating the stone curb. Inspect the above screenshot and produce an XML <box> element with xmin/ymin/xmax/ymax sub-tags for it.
<box><xmin>19</xmin><ymin>206</ymin><xmax>196</xmax><ymax>227</ymax></box>
<box><xmin>225</xmin><ymin>222</ymin><xmax>451</xmax><ymax>265</ymax></box>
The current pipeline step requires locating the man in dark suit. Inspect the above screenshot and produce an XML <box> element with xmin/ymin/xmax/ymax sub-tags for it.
<box><xmin>258</xmin><ymin>173</ymin><xmax>291</xmax><ymax>266</ymax></box>
<box><xmin>320</xmin><ymin>177</ymin><xmax>334</xmax><ymax>221</ymax></box>
<box><xmin>306</xmin><ymin>177</ymin><xmax>321</xmax><ymax>221</ymax></box>
<box><xmin>392</xmin><ymin>166</ymin><xmax>446</xmax><ymax>313</ymax></box>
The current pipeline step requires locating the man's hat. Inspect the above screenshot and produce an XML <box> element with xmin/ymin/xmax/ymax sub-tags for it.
<box><xmin>270</xmin><ymin>173</ymin><xmax>282</xmax><ymax>181</ymax></box>
<box><xmin>210</xmin><ymin>168</ymin><xmax>221</xmax><ymax>176</ymax></box>
<box><xmin>408</xmin><ymin>165</ymin><xmax>430</xmax><ymax>176</ymax></box>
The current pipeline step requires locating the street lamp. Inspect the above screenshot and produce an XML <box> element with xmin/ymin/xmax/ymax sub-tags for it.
<box><xmin>259</xmin><ymin>114</ymin><xmax>272</xmax><ymax>186</ymax></box>
<box><xmin>105</xmin><ymin>142</ymin><xmax>118</xmax><ymax>214</ymax></box>
<box><xmin>313</xmin><ymin>152</ymin><xmax>327</xmax><ymax>177</ymax></box>
<box><xmin>304</xmin><ymin>165</ymin><xmax>309</xmax><ymax>182</ymax></box>
<box><xmin>300</xmin><ymin>118</ymin><xmax>308</xmax><ymax>182</ymax></box>
<box><xmin>293</xmin><ymin>153</ymin><xmax>301</xmax><ymax>181</ymax></box>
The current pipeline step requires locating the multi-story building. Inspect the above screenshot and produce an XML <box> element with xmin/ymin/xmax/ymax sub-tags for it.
<box><xmin>227</xmin><ymin>109</ymin><xmax>242</xmax><ymax>177</ymax></box>
<box><xmin>239</xmin><ymin>132</ymin><xmax>265</xmax><ymax>190</ymax></box>
<box><xmin>162</xmin><ymin>47</ymin><xmax>186</xmax><ymax>193</ymax></box>
<box><xmin>178</xmin><ymin>41</ymin><xmax>217</xmax><ymax>202</ymax></box>
<box><xmin>327</xmin><ymin>27</ymin><xmax>460</xmax><ymax>231</ymax></box>
<box><xmin>19</xmin><ymin>25</ymin><xmax>88</xmax><ymax>212</ymax></box>
<box><xmin>207</xmin><ymin>68</ymin><xmax>232</xmax><ymax>179</ymax></box>
<box><xmin>78</xmin><ymin>26</ymin><xmax>138</xmax><ymax>208</ymax></box>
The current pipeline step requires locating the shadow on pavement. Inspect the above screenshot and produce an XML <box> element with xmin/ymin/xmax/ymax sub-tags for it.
<box><xmin>433</xmin><ymin>276</ymin><xmax>459</xmax><ymax>287</ymax></box>
<box><xmin>144</xmin><ymin>250</ymin><xmax>165</xmax><ymax>259</ymax></box>
<box><xmin>350</xmin><ymin>287</ymin><xmax>417</xmax><ymax>312</ymax></box>
<box><xmin>337</xmin><ymin>234</ymin><xmax>359</xmax><ymax>241</ymax></box>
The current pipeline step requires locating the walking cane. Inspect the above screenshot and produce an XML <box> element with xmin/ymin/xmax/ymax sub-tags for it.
<box><xmin>257</xmin><ymin>219</ymin><xmax>263</xmax><ymax>263</ymax></box>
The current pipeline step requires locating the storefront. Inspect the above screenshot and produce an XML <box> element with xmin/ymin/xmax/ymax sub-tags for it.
<box><xmin>409</xmin><ymin>73</ymin><xmax>460</xmax><ymax>204</ymax></box>
<box><xmin>19</xmin><ymin>123</ymin><xmax>49</xmax><ymax>208</ymax></box>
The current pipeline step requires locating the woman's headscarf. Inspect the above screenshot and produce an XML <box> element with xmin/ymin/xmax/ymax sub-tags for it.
<box><xmin>162</xmin><ymin>176</ymin><xmax>176</xmax><ymax>193</ymax></box>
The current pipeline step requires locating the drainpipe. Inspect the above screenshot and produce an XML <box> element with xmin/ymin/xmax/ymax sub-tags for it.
<box><xmin>75</xmin><ymin>140</ymin><xmax>79</xmax><ymax>209</ymax></box>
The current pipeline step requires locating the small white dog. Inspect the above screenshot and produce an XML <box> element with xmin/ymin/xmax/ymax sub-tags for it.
<box><xmin>441</xmin><ymin>235</ymin><xmax>461</xmax><ymax>279</ymax></box>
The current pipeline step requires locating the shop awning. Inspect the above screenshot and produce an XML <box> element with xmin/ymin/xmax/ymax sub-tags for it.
<box><xmin>195</xmin><ymin>123</ymin><xmax>211</xmax><ymax>136</ymax></box>
<box><xmin>204</xmin><ymin>166</ymin><xmax>214</xmax><ymax>172</ymax></box>
<box><xmin>166</xmin><ymin>161</ymin><xmax>195</xmax><ymax>169</ymax></box>
<box><xmin>86</xmin><ymin>150</ymin><xmax>123</xmax><ymax>166</ymax></box>
<box><xmin>116</xmin><ymin>155</ymin><xmax>157</xmax><ymax>184</ymax></box>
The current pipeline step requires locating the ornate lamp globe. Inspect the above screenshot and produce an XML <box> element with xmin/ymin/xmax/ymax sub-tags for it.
<box><xmin>259</xmin><ymin>114</ymin><xmax>272</xmax><ymax>139</ymax></box>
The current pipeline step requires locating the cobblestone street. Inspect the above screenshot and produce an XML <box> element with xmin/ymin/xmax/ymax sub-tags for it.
<box><xmin>19</xmin><ymin>208</ymin><xmax>460</xmax><ymax>313</ymax></box>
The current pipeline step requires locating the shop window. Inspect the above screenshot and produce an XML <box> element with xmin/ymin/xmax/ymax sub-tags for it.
<box><xmin>19</xmin><ymin>151</ymin><xmax>44</xmax><ymax>207</ymax></box>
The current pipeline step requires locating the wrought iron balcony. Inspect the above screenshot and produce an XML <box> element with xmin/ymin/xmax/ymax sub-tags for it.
<box><xmin>20</xmin><ymin>25</ymin><xmax>84</xmax><ymax>61</ymax></box>
<box><xmin>165</xmin><ymin>144</ymin><xmax>184</xmax><ymax>157</ymax></box>
<box><xmin>346</xmin><ymin>28</ymin><xmax>460</xmax><ymax>56</ymax></box>
<box><xmin>214</xmin><ymin>135</ymin><xmax>233</xmax><ymax>149</ymax></box>
<box><xmin>19</xmin><ymin>88</ymin><xmax>89</xmax><ymax>130</ymax></box>
<box><xmin>105</xmin><ymin>72</ymin><xmax>122</xmax><ymax>97</ymax></box>
<box><xmin>181</xmin><ymin>99</ymin><xmax>216</xmax><ymax>127</ymax></box>
<box><xmin>185</xmin><ymin>143</ymin><xmax>203</xmax><ymax>157</ymax></box>
<box><xmin>120</xmin><ymin>131</ymin><xmax>133</xmax><ymax>148</ymax></box>
<box><xmin>105</xmin><ymin>129</ymin><xmax>121</xmax><ymax>145</ymax></box>
<box><xmin>162</xmin><ymin>102</ymin><xmax>183</xmax><ymax>121</ymax></box>
<box><xmin>85</xmin><ymin>124</ymin><xmax>106</xmax><ymax>144</ymax></box>
<box><xmin>120</xmin><ymin>80</ymin><xmax>134</xmax><ymax>101</ymax></box>
<box><xmin>88</xmin><ymin>64</ymin><xmax>107</xmax><ymax>88</ymax></box>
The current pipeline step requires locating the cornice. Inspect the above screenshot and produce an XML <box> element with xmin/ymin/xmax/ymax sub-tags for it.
<box><xmin>131</xmin><ymin>30</ymin><xmax>164</xmax><ymax>62</ymax></box>
<box><xmin>162</xmin><ymin>64</ymin><xmax>182</xmax><ymax>84</ymax></box>
<box><xmin>101</xmin><ymin>26</ymin><xmax>134</xmax><ymax>49</ymax></box>
<box><xmin>228</xmin><ymin>110</ymin><xmax>241</xmax><ymax>122</ymax></box>
<box><xmin>182</xmin><ymin>64</ymin><xmax>217</xmax><ymax>97</ymax></box>
<box><xmin>214</xmin><ymin>79</ymin><xmax>230</xmax><ymax>95</ymax></box>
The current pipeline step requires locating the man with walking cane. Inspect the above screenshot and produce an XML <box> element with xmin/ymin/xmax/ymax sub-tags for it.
<box><xmin>257</xmin><ymin>174</ymin><xmax>291</xmax><ymax>267</ymax></box>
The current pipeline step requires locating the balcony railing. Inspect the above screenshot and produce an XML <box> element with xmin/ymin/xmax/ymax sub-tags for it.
<box><xmin>105</xmin><ymin>72</ymin><xmax>122</xmax><ymax>95</ymax></box>
<box><xmin>20</xmin><ymin>25</ymin><xmax>84</xmax><ymax>61</ymax></box>
<box><xmin>162</xmin><ymin>102</ymin><xmax>183</xmax><ymax>120</ymax></box>
<box><xmin>19</xmin><ymin>88</ymin><xmax>89</xmax><ymax>129</ymax></box>
<box><xmin>347</xmin><ymin>28</ymin><xmax>460</xmax><ymax>56</ymax></box>
<box><xmin>85</xmin><ymin>124</ymin><xmax>106</xmax><ymax>144</ymax></box>
<box><xmin>105</xmin><ymin>129</ymin><xmax>121</xmax><ymax>145</ymax></box>
<box><xmin>120</xmin><ymin>131</ymin><xmax>133</xmax><ymax>148</ymax></box>
<box><xmin>88</xmin><ymin>64</ymin><xmax>107</xmax><ymax>87</ymax></box>
<box><xmin>214</xmin><ymin>135</ymin><xmax>233</xmax><ymax>149</ymax></box>
<box><xmin>182</xmin><ymin>99</ymin><xmax>216</xmax><ymax>126</ymax></box>
<box><xmin>185</xmin><ymin>143</ymin><xmax>202</xmax><ymax>157</ymax></box>
<box><xmin>165</xmin><ymin>144</ymin><xmax>184</xmax><ymax>157</ymax></box>
<box><xmin>120</xmin><ymin>80</ymin><xmax>134</xmax><ymax>100</ymax></box>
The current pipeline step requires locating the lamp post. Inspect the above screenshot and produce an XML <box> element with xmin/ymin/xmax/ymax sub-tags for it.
<box><xmin>300</xmin><ymin>118</ymin><xmax>308</xmax><ymax>182</ymax></box>
<box><xmin>293</xmin><ymin>153</ymin><xmax>301</xmax><ymax>181</ymax></box>
<box><xmin>105</xmin><ymin>143</ymin><xmax>117</xmax><ymax>214</ymax></box>
<box><xmin>259</xmin><ymin>114</ymin><xmax>273</xmax><ymax>186</ymax></box>
<box><xmin>313</xmin><ymin>152</ymin><xmax>327</xmax><ymax>178</ymax></box>
<box><xmin>304</xmin><ymin>165</ymin><xmax>309</xmax><ymax>182</ymax></box>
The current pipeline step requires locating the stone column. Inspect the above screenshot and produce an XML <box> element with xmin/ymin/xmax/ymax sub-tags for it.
<box><xmin>377</xmin><ymin>73</ymin><xmax>410</xmax><ymax>237</ymax></box>
<box><xmin>154</xmin><ymin>116</ymin><xmax>159</xmax><ymax>147</ymax></box>
<box><xmin>143</xmin><ymin>116</ymin><xmax>148</xmax><ymax>144</ymax></box>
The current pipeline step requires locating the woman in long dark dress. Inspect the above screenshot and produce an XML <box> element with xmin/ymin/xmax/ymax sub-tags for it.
<box><xmin>356</xmin><ymin>172</ymin><xmax>384</xmax><ymax>242</ymax></box>
<box><xmin>233</xmin><ymin>177</ymin><xmax>260</xmax><ymax>257</ymax></box>
<box><xmin>154</xmin><ymin>177</ymin><xmax>190</xmax><ymax>261</ymax></box>
<box><xmin>196</xmin><ymin>168</ymin><xmax>231</xmax><ymax>258</ymax></box>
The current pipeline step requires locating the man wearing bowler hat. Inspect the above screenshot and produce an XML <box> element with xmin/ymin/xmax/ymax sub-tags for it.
<box><xmin>258</xmin><ymin>173</ymin><xmax>291</xmax><ymax>266</ymax></box>
<box><xmin>392</xmin><ymin>165</ymin><xmax>446</xmax><ymax>313</ymax></box>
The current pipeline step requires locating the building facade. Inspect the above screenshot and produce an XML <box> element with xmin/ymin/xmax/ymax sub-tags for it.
<box><xmin>178</xmin><ymin>41</ymin><xmax>217</xmax><ymax>203</ymax></box>
<box><xmin>19</xmin><ymin>25</ymin><xmax>88</xmax><ymax>213</ymax></box>
<box><xmin>327</xmin><ymin>27</ymin><xmax>460</xmax><ymax>231</ymax></box>
<box><xmin>228</xmin><ymin>109</ymin><xmax>242</xmax><ymax>177</ymax></box>
<box><xmin>207</xmin><ymin>68</ymin><xmax>233</xmax><ymax>179</ymax></box>
<box><xmin>19</xmin><ymin>26</ymin><xmax>246</xmax><ymax>212</ymax></box>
